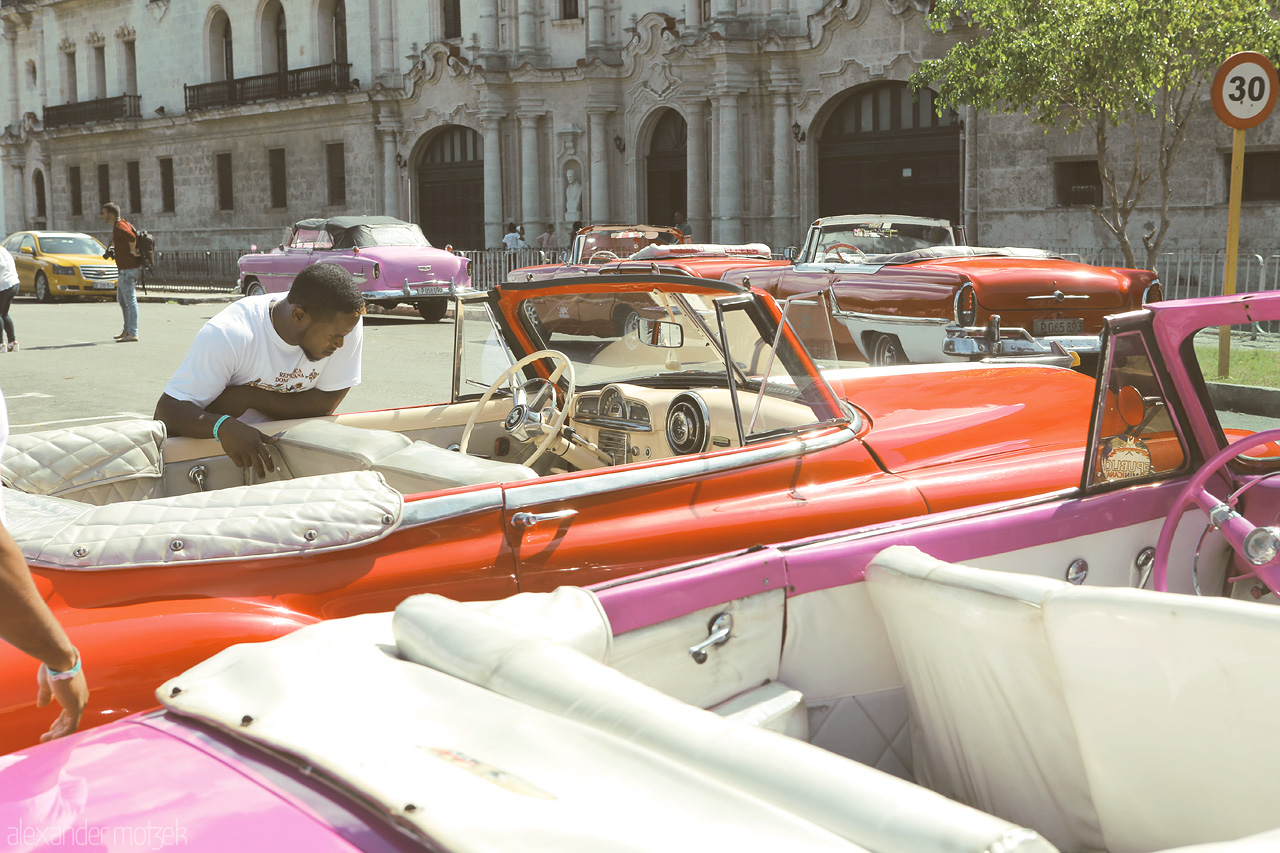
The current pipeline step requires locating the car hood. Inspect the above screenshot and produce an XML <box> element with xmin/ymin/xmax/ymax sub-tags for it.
<box><xmin>828</xmin><ymin>362</ymin><xmax>1095</xmax><ymax>474</ymax></box>
<box><xmin>40</xmin><ymin>253</ymin><xmax>113</xmax><ymax>265</ymax></box>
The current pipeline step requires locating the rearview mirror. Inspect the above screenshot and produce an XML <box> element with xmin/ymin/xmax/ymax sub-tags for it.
<box><xmin>638</xmin><ymin>318</ymin><xmax>683</xmax><ymax>349</ymax></box>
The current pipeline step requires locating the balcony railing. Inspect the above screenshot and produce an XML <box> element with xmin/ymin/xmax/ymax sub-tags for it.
<box><xmin>185</xmin><ymin>62</ymin><xmax>353</xmax><ymax>112</ymax></box>
<box><xmin>43</xmin><ymin>95</ymin><xmax>141</xmax><ymax>129</ymax></box>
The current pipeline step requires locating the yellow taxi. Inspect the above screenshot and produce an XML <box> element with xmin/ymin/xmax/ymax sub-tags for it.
<box><xmin>1</xmin><ymin>230</ymin><xmax>118</xmax><ymax>302</ymax></box>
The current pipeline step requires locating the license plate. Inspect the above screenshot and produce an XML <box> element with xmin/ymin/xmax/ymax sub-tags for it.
<box><xmin>1034</xmin><ymin>318</ymin><xmax>1083</xmax><ymax>335</ymax></box>
<box><xmin>413</xmin><ymin>286</ymin><xmax>448</xmax><ymax>295</ymax></box>
<box><xmin>93</xmin><ymin>281</ymin><xmax>115</xmax><ymax>290</ymax></box>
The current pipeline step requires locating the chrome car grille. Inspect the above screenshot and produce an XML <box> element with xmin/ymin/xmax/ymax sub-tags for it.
<box><xmin>597</xmin><ymin>429</ymin><xmax>628</xmax><ymax>465</ymax></box>
<box><xmin>79</xmin><ymin>265</ymin><xmax>117</xmax><ymax>281</ymax></box>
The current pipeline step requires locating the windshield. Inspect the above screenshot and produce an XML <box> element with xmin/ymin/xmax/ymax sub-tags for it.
<box><xmin>575</xmin><ymin>229</ymin><xmax>682</xmax><ymax>264</ymax></box>
<box><xmin>37</xmin><ymin>235</ymin><xmax>104</xmax><ymax>255</ymax></box>
<box><xmin>1190</xmin><ymin>319</ymin><xmax>1280</xmax><ymax>468</ymax></box>
<box><xmin>805</xmin><ymin>221</ymin><xmax>953</xmax><ymax>260</ymax></box>
<box><xmin>463</xmin><ymin>285</ymin><xmax>846</xmax><ymax>439</ymax></box>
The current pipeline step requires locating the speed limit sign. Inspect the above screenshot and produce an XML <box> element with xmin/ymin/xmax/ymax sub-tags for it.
<box><xmin>1212</xmin><ymin>51</ymin><xmax>1279</xmax><ymax>130</ymax></box>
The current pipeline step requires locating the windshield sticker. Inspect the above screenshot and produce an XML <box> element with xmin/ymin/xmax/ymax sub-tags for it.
<box><xmin>1098</xmin><ymin>436</ymin><xmax>1154</xmax><ymax>481</ymax></box>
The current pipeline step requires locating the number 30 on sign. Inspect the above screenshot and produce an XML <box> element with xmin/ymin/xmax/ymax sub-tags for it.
<box><xmin>1212</xmin><ymin>51</ymin><xmax>1279</xmax><ymax>130</ymax></box>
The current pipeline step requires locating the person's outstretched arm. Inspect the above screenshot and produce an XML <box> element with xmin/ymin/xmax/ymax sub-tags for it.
<box><xmin>0</xmin><ymin>525</ymin><xmax>88</xmax><ymax>742</ymax></box>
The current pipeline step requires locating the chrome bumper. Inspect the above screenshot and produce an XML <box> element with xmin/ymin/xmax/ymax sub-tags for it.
<box><xmin>944</xmin><ymin>315</ymin><xmax>1098</xmax><ymax>367</ymax></box>
<box><xmin>361</xmin><ymin>279</ymin><xmax>457</xmax><ymax>301</ymax></box>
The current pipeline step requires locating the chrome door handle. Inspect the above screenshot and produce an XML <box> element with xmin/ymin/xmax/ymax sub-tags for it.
<box><xmin>689</xmin><ymin>612</ymin><xmax>733</xmax><ymax>664</ymax></box>
<box><xmin>511</xmin><ymin>509</ymin><xmax>578</xmax><ymax>530</ymax></box>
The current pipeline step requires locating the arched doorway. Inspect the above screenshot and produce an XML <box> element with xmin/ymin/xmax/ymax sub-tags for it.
<box><xmin>415</xmin><ymin>125</ymin><xmax>484</xmax><ymax>249</ymax></box>
<box><xmin>818</xmin><ymin>83</ymin><xmax>960</xmax><ymax>223</ymax></box>
<box><xmin>209</xmin><ymin>9</ymin><xmax>234</xmax><ymax>81</ymax></box>
<box><xmin>33</xmin><ymin>170</ymin><xmax>46</xmax><ymax>228</ymax></box>
<box><xmin>646</xmin><ymin>109</ymin><xmax>687</xmax><ymax>229</ymax></box>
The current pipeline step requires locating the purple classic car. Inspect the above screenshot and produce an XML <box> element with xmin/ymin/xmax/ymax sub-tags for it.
<box><xmin>2</xmin><ymin>292</ymin><xmax>1279</xmax><ymax>851</ymax></box>
<box><xmin>238</xmin><ymin>216</ymin><xmax>470</xmax><ymax>322</ymax></box>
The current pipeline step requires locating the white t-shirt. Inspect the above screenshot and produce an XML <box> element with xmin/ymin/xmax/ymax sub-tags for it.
<box><xmin>163</xmin><ymin>295</ymin><xmax>363</xmax><ymax>423</ymax></box>
<box><xmin>503</xmin><ymin>232</ymin><xmax>524</xmax><ymax>251</ymax></box>
<box><xmin>0</xmin><ymin>248</ymin><xmax>18</xmax><ymax>291</ymax></box>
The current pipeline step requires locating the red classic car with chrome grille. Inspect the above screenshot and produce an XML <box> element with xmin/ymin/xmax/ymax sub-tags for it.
<box><xmin>733</xmin><ymin>222</ymin><xmax>1160</xmax><ymax>367</ymax></box>
<box><xmin>509</xmin><ymin>224</ymin><xmax>686</xmax><ymax>282</ymax></box>
<box><xmin>0</xmin><ymin>272</ymin><xmax>1095</xmax><ymax>752</ymax></box>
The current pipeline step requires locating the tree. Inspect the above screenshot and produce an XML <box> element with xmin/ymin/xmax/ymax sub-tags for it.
<box><xmin>912</xmin><ymin>0</ymin><xmax>1280</xmax><ymax>269</ymax></box>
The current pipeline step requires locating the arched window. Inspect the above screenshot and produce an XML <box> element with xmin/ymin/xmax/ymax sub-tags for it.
<box><xmin>261</xmin><ymin>0</ymin><xmax>287</xmax><ymax>75</ymax></box>
<box><xmin>33</xmin><ymin>170</ymin><xmax>47</xmax><ymax>222</ymax></box>
<box><xmin>334</xmin><ymin>0</ymin><xmax>347</xmax><ymax>64</ymax></box>
<box><xmin>317</xmin><ymin>0</ymin><xmax>348</xmax><ymax>65</ymax></box>
<box><xmin>209</xmin><ymin>9</ymin><xmax>234</xmax><ymax>82</ymax></box>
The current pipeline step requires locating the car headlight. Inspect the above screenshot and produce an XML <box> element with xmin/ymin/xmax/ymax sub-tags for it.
<box><xmin>51</xmin><ymin>264</ymin><xmax>75</xmax><ymax>276</ymax></box>
<box><xmin>1142</xmin><ymin>280</ymin><xmax>1162</xmax><ymax>304</ymax></box>
<box><xmin>954</xmin><ymin>283</ymin><xmax>977</xmax><ymax>326</ymax></box>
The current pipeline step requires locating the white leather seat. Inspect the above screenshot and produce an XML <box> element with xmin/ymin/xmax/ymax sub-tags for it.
<box><xmin>372</xmin><ymin>441</ymin><xmax>536</xmax><ymax>493</ymax></box>
<box><xmin>1</xmin><ymin>419</ymin><xmax>166</xmax><ymax>504</ymax></box>
<box><xmin>866</xmin><ymin>545</ymin><xmax>1280</xmax><ymax>853</ymax></box>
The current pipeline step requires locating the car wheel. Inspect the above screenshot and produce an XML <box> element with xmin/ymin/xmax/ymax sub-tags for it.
<box><xmin>871</xmin><ymin>333</ymin><xmax>908</xmax><ymax>366</ymax></box>
<box><xmin>416</xmin><ymin>299</ymin><xmax>448</xmax><ymax>323</ymax></box>
<box><xmin>35</xmin><ymin>272</ymin><xmax>55</xmax><ymax>304</ymax></box>
<box><xmin>615</xmin><ymin>306</ymin><xmax>640</xmax><ymax>338</ymax></box>
<box><xmin>521</xmin><ymin>300</ymin><xmax>550</xmax><ymax>341</ymax></box>
<box><xmin>244</xmin><ymin>280</ymin><xmax>266</xmax><ymax>298</ymax></box>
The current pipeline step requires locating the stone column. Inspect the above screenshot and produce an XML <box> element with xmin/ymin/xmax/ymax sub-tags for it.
<box><xmin>518</xmin><ymin>0</ymin><xmax>536</xmax><ymax>59</ymax></box>
<box><xmin>771</xmin><ymin>92</ymin><xmax>794</xmax><ymax>249</ymax></box>
<box><xmin>685</xmin><ymin>0</ymin><xmax>703</xmax><ymax>29</ymax></box>
<box><xmin>42</xmin><ymin>158</ymin><xmax>52</xmax><ymax>229</ymax></box>
<box><xmin>587</xmin><ymin>0</ymin><xmax>606</xmax><ymax>50</ymax></box>
<box><xmin>482</xmin><ymin>113</ymin><xmax>504</xmax><ymax>248</ymax></box>
<box><xmin>479</xmin><ymin>0</ymin><xmax>499</xmax><ymax>56</ymax></box>
<box><xmin>377</xmin><ymin>0</ymin><xmax>395</xmax><ymax>76</ymax></box>
<box><xmin>714</xmin><ymin>92</ymin><xmax>742</xmax><ymax>244</ymax></box>
<box><xmin>518</xmin><ymin>111</ymin><xmax>541</xmax><ymax>232</ymax></box>
<box><xmin>588</xmin><ymin>109</ymin><xmax>610</xmax><ymax>223</ymax></box>
<box><xmin>4</xmin><ymin>26</ymin><xmax>18</xmax><ymax>130</ymax></box>
<box><xmin>379</xmin><ymin>123</ymin><xmax>401</xmax><ymax>219</ymax></box>
<box><xmin>5</xmin><ymin>160</ymin><xmax>24</xmax><ymax>233</ymax></box>
<box><xmin>684</xmin><ymin>100</ymin><xmax>708</xmax><ymax>243</ymax></box>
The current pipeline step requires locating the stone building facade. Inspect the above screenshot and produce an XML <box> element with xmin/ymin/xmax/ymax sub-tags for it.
<box><xmin>0</xmin><ymin>0</ymin><xmax>1276</xmax><ymax>257</ymax></box>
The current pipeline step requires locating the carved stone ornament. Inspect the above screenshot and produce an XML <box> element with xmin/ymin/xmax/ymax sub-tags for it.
<box><xmin>116</xmin><ymin>24</ymin><xmax>136</xmax><ymax>42</ymax></box>
<box><xmin>883</xmin><ymin>0</ymin><xmax>931</xmax><ymax>14</ymax></box>
<box><xmin>147</xmin><ymin>0</ymin><xmax>170</xmax><ymax>24</ymax></box>
<box><xmin>57</xmin><ymin>36</ymin><xmax>76</xmax><ymax>54</ymax></box>
<box><xmin>85</xmin><ymin>30</ymin><xmax>106</xmax><ymax>48</ymax></box>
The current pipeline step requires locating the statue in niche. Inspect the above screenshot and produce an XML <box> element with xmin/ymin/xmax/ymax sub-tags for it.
<box><xmin>564</xmin><ymin>166</ymin><xmax>583</xmax><ymax>222</ymax></box>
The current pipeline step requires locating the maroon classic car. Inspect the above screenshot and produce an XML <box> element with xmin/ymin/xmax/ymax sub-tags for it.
<box><xmin>732</xmin><ymin>220</ymin><xmax>1160</xmax><ymax>367</ymax></box>
<box><xmin>509</xmin><ymin>224</ymin><xmax>686</xmax><ymax>283</ymax></box>
<box><xmin>237</xmin><ymin>216</ymin><xmax>471</xmax><ymax>322</ymax></box>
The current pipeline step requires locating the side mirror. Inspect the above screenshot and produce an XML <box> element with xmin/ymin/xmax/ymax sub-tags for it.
<box><xmin>19</xmin><ymin>246</ymin><xmax>33</xmax><ymax>255</ymax></box>
<box><xmin>637</xmin><ymin>318</ymin><xmax>683</xmax><ymax>349</ymax></box>
<box><xmin>784</xmin><ymin>246</ymin><xmax>799</xmax><ymax>262</ymax></box>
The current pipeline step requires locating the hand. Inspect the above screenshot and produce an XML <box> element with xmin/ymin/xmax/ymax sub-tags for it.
<box><xmin>36</xmin><ymin>664</ymin><xmax>88</xmax><ymax>742</ymax></box>
<box><xmin>218</xmin><ymin>417</ymin><xmax>279</xmax><ymax>478</ymax></box>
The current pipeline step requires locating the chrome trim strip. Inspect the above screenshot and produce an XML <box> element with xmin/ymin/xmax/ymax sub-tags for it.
<box><xmin>831</xmin><ymin>306</ymin><xmax>951</xmax><ymax>328</ymax></box>
<box><xmin>400</xmin><ymin>487</ymin><xmax>503</xmax><ymax>526</ymax></box>
<box><xmin>507</xmin><ymin>425</ymin><xmax>857</xmax><ymax>508</ymax></box>
<box><xmin>1142</xmin><ymin>281</ymin><xmax>1161</xmax><ymax>304</ymax></box>
<box><xmin>1026</xmin><ymin>292</ymin><xmax>1089</xmax><ymax>302</ymax></box>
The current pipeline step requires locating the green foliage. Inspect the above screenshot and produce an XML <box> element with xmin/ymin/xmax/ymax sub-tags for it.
<box><xmin>914</xmin><ymin>0</ymin><xmax>1280</xmax><ymax>133</ymax></box>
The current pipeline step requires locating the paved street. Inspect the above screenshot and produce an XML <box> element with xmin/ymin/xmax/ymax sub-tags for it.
<box><xmin>0</xmin><ymin>295</ymin><xmax>456</xmax><ymax>434</ymax></box>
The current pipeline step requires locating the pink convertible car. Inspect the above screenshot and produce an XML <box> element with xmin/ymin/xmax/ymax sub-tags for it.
<box><xmin>3</xmin><ymin>290</ymin><xmax>1280</xmax><ymax>852</ymax></box>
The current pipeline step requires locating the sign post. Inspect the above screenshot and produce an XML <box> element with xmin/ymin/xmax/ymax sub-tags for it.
<box><xmin>1211</xmin><ymin>51</ymin><xmax>1278</xmax><ymax>377</ymax></box>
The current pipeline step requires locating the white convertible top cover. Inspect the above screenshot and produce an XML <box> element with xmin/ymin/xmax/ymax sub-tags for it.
<box><xmin>6</xmin><ymin>470</ymin><xmax>402</xmax><ymax>569</ymax></box>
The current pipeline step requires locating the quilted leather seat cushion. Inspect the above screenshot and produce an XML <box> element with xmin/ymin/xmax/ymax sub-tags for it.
<box><xmin>275</xmin><ymin>420</ymin><xmax>412</xmax><ymax>478</ymax></box>
<box><xmin>1</xmin><ymin>419</ymin><xmax>166</xmax><ymax>503</ymax></box>
<box><xmin>16</xmin><ymin>470</ymin><xmax>403</xmax><ymax>569</ymax></box>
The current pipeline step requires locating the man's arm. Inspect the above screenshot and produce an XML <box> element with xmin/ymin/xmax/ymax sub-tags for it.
<box><xmin>0</xmin><ymin>524</ymin><xmax>88</xmax><ymax>742</ymax></box>
<box><xmin>154</xmin><ymin>393</ymin><xmax>282</xmax><ymax>477</ymax></box>
<box><xmin>208</xmin><ymin>384</ymin><xmax>349</xmax><ymax>421</ymax></box>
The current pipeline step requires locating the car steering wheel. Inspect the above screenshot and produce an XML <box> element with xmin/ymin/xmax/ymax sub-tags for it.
<box><xmin>822</xmin><ymin>243</ymin><xmax>864</xmax><ymax>263</ymax></box>
<box><xmin>587</xmin><ymin>250</ymin><xmax>620</xmax><ymax>263</ymax></box>
<box><xmin>460</xmin><ymin>349</ymin><xmax>577</xmax><ymax>467</ymax></box>
<box><xmin>1152</xmin><ymin>427</ymin><xmax>1280</xmax><ymax>594</ymax></box>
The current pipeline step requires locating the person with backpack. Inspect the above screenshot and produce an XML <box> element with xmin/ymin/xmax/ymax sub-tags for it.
<box><xmin>102</xmin><ymin>202</ymin><xmax>141</xmax><ymax>343</ymax></box>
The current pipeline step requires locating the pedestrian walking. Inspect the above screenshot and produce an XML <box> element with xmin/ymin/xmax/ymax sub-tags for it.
<box><xmin>102</xmin><ymin>202</ymin><xmax>141</xmax><ymax>343</ymax></box>
<box><xmin>0</xmin><ymin>244</ymin><xmax>17</xmax><ymax>352</ymax></box>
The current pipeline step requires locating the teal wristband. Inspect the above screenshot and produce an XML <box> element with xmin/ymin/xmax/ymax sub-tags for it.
<box><xmin>45</xmin><ymin>648</ymin><xmax>81</xmax><ymax>682</ymax></box>
<box><xmin>212</xmin><ymin>414</ymin><xmax>231</xmax><ymax>441</ymax></box>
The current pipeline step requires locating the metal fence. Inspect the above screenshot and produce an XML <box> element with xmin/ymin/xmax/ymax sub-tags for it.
<box><xmin>143</xmin><ymin>250</ymin><xmax>242</xmax><ymax>293</ymax></box>
<box><xmin>461</xmin><ymin>248</ymin><xmax>554</xmax><ymax>290</ymax></box>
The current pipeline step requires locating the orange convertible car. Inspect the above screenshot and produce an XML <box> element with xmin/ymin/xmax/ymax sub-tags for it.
<box><xmin>0</xmin><ymin>273</ymin><xmax>1096</xmax><ymax>751</ymax></box>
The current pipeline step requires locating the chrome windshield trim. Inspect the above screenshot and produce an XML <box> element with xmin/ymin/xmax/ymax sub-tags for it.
<box><xmin>400</xmin><ymin>487</ymin><xmax>503</xmax><ymax>526</ymax></box>
<box><xmin>506</xmin><ymin>425</ymin><xmax>857</xmax><ymax>508</ymax></box>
